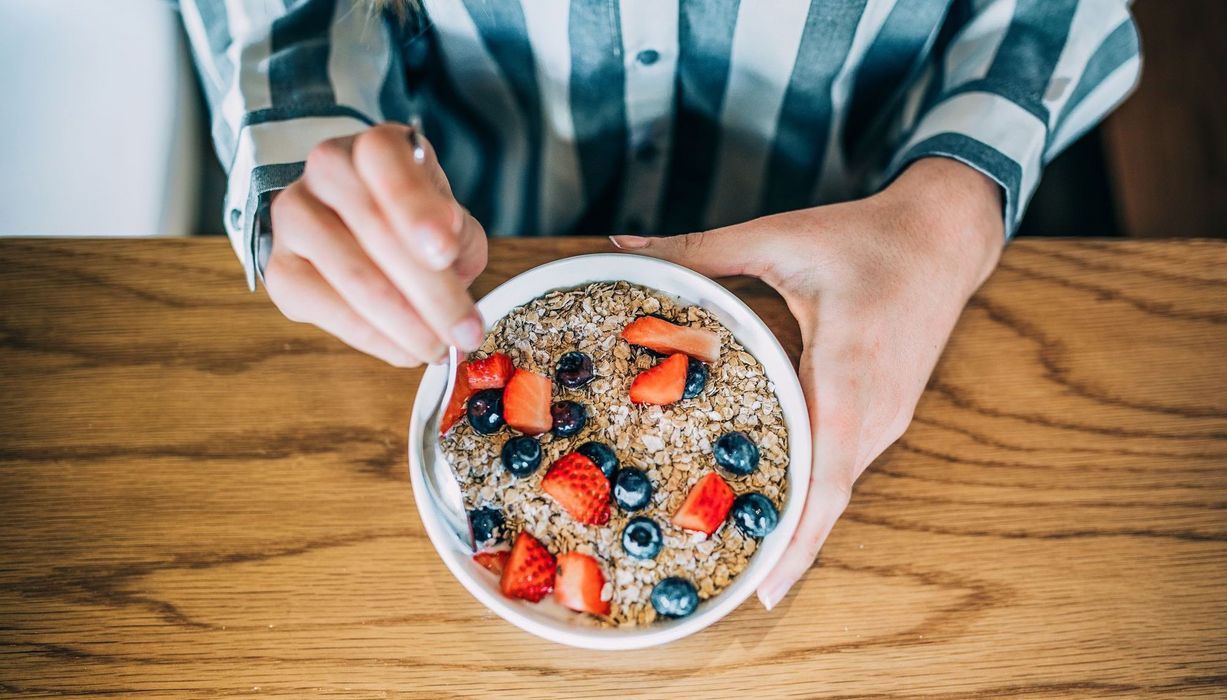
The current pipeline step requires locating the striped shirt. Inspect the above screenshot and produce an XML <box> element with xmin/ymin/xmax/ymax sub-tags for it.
<box><xmin>179</xmin><ymin>0</ymin><xmax>1141</xmax><ymax>289</ymax></box>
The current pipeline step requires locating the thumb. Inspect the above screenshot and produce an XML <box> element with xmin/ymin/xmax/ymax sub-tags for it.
<box><xmin>757</xmin><ymin>349</ymin><xmax>856</xmax><ymax>611</ymax></box>
<box><xmin>609</xmin><ymin>226</ymin><xmax>765</xmax><ymax>280</ymax></box>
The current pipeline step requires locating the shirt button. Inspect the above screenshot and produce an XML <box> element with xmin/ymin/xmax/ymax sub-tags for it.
<box><xmin>634</xmin><ymin>141</ymin><xmax>659</xmax><ymax>162</ymax></box>
<box><xmin>635</xmin><ymin>49</ymin><xmax>660</xmax><ymax>66</ymax></box>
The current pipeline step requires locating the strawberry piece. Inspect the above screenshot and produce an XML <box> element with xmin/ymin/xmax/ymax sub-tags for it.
<box><xmin>467</xmin><ymin>352</ymin><xmax>515</xmax><ymax>390</ymax></box>
<box><xmin>622</xmin><ymin>316</ymin><xmax>721</xmax><ymax>363</ymax></box>
<box><xmin>554</xmin><ymin>552</ymin><xmax>611</xmax><ymax>616</ymax></box>
<box><xmin>439</xmin><ymin>362</ymin><xmax>473</xmax><ymax>435</ymax></box>
<box><xmin>503</xmin><ymin>369</ymin><xmax>553</xmax><ymax>435</ymax></box>
<box><xmin>672</xmin><ymin>471</ymin><xmax>735</xmax><ymax>535</ymax></box>
<box><xmin>541</xmin><ymin>453</ymin><xmax>611</xmax><ymax>525</ymax></box>
<box><xmin>473</xmin><ymin>549</ymin><xmax>509</xmax><ymax>576</ymax></box>
<box><xmin>629</xmin><ymin>353</ymin><xmax>688</xmax><ymax>405</ymax></box>
<box><xmin>500</xmin><ymin>532</ymin><xmax>556</xmax><ymax>602</ymax></box>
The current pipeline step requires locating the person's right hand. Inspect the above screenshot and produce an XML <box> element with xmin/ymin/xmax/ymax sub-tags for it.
<box><xmin>264</xmin><ymin>122</ymin><xmax>488</xmax><ymax>367</ymax></box>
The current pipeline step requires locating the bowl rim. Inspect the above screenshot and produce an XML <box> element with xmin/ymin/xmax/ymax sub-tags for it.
<box><xmin>407</xmin><ymin>253</ymin><xmax>811</xmax><ymax>650</ymax></box>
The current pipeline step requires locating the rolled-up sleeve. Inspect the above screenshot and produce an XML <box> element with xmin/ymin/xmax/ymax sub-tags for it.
<box><xmin>178</xmin><ymin>0</ymin><xmax>409</xmax><ymax>288</ymax></box>
<box><xmin>883</xmin><ymin>0</ymin><xmax>1141</xmax><ymax>238</ymax></box>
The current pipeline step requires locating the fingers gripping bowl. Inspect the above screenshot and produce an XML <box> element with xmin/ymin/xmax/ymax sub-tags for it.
<box><xmin>408</xmin><ymin>254</ymin><xmax>811</xmax><ymax>649</ymax></box>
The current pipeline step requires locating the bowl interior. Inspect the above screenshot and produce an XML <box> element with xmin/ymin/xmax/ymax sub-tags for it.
<box><xmin>408</xmin><ymin>254</ymin><xmax>811</xmax><ymax>650</ymax></box>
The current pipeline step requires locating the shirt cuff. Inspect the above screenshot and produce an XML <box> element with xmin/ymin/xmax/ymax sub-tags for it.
<box><xmin>882</xmin><ymin>90</ymin><xmax>1048</xmax><ymax>239</ymax></box>
<box><xmin>223</xmin><ymin>115</ymin><xmax>374</xmax><ymax>289</ymax></box>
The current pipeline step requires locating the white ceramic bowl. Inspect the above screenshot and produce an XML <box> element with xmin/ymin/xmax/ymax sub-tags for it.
<box><xmin>407</xmin><ymin>253</ymin><xmax>811</xmax><ymax>650</ymax></box>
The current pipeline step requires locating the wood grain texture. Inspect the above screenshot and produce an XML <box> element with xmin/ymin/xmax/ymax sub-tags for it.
<box><xmin>0</xmin><ymin>238</ymin><xmax>1225</xmax><ymax>699</ymax></box>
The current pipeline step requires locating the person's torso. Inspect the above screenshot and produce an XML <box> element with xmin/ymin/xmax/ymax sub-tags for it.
<box><xmin>389</xmin><ymin>0</ymin><xmax>957</xmax><ymax>237</ymax></box>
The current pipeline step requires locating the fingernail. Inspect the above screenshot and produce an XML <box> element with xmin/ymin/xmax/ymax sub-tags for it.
<box><xmin>758</xmin><ymin>587</ymin><xmax>780</xmax><ymax>611</ymax></box>
<box><xmin>420</xmin><ymin>227</ymin><xmax>456</xmax><ymax>270</ymax></box>
<box><xmin>609</xmin><ymin>235</ymin><xmax>651</xmax><ymax>250</ymax></box>
<box><xmin>451</xmin><ymin>317</ymin><xmax>484</xmax><ymax>352</ymax></box>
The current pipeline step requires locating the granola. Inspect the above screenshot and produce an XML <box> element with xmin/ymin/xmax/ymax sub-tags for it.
<box><xmin>441</xmin><ymin>281</ymin><xmax>789</xmax><ymax>626</ymax></box>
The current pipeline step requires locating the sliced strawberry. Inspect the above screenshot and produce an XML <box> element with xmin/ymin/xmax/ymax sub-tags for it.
<box><xmin>439</xmin><ymin>362</ymin><xmax>473</xmax><ymax>435</ymax></box>
<box><xmin>500</xmin><ymin>532</ymin><xmax>556</xmax><ymax>602</ymax></box>
<box><xmin>629</xmin><ymin>353</ymin><xmax>688</xmax><ymax>405</ymax></box>
<box><xmin>473</xmin><ymin>549</ymin><xmax>509</xmax><ymax>576</ymax></box>
<box><xmin>672</xmin><ymin>471</ymin><xmax>735</xmax><ymax>535</ymax></box>
<box><xmin>503</xmin><ymin>369</ymin><xmax>553</xmax><ymax>435</ymax></box>
<box><xmin>541</xmin><ymin>453</ymin><xmax>611</xmax><ymax>525</ymax></box>
<box><xmin>554</xmin><ymin>552</ymin><xmax>611</xmax><ymax>616</ymax></box>
<box><xmin>622</xmin><ymin>316</ymin><xmax>721</xmax><ymax>363</ymax></box>
<box><xmin>467</xmin><ymin>352</ymin><xmax>515</xmax><ymax>390</ymax></box>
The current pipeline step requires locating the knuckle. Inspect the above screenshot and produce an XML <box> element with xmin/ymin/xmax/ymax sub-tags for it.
<box><xmin>269</xmin><ymin>186</ymin><xmax>309</xmax><ymax>241</ymax></box>
<box><xmin>353</xmin><ymin>125</ymin><xmax>398</xmax><ymax>160</ymax></box>
<box><xmin>305</xmin><ymin>138</ymin><xmax>350</xmax><ymax>174</ymax></box>
<box><xmin>348</xmin><ymin>271</ymin><xmax>403</xmax><ymax>310</ymax></box>
<box><xmin>681</xmin><ymin>231</ymin><xmax>709</xmax><ymax>256</ymax></box>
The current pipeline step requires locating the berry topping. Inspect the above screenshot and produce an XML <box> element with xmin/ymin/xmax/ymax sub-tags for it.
<box><xmin>439</xmin><ymin>361</ymin><xmax>473</xmax><ymax>436</ymax></box>
<box><xmin>500</xmin><ymin>435</ymin><xmax>542</xmax><ymax>477</ymax></box>
<box><xmin>503</xmin><ymin>369</ymin><xmax>553</xmax><ymax>435</ymax></box>
<box><xmin>628</xmin><ymin>353</ymin><xmax>688</xmax><ymax>405</ymax></box>
<box><xmin>577</xmin><ymin>441</ymin><xmax>619</xmax><ymax>479</ymax></box>
<box><xmin>550</xmin><ymin>400</ymin><xmax>587</xmax><ymax>437</ymax></box>
<box><xmin>554</xmin><ymin>351</ymin><xmax>595</xmax><ymax>389</ymax></box>
<box><xmin>621</xmin><ymin>316</ymin><xmax>721</xmax><ymax>363</ymax></box>
<box><xmin>541</xmin><ymin>453</ymin><xmax>611</xmax><ymax>525</ymax></box>
<box><xmin>499</xmin><ymin>532</ymin><xmax>555</xmax><ymax>602</ymax></box>
<box><xmin>466</xmin><ymin>388</ymin><xmax>505</xmax><ymax>435</ymax></box>
<box><xmin>612</xmin><ymin>467</ymin><xmax>653</xmax><ymax>511</ymax></box>
<box><xmin>467</xmin><ymin>352</ymin><xmax>515</xmax><ymax>390</ymax></box>
<box><xmin>553</xmin><ymin>552</ymin><xmax>611</xmax><ymax>616</ymax></box>
<box><xmin>650</xmin><ymin>577</ymin><xmax>700</xmax><ymax>619</ymax></box>
<box><xmin>682</xmin><ymin>357</ymin><xmax>708</xmax><ymax>399</ymax></box>
<box><xmin>473</xmin><ymin>549</ymin><xmax>509</xmax><ymax>575</ymax></box>
<box><xmin>714</xmin><ymin>431</ymin><xmax>760</xmax><ymax>476</ymax></box>
<box><xmin>468</xmin><ymin>506</ymin><xmax>505</xmax><ymax>545</ymax></box>
<box><xmin>731</xmin><ymin>492</ymin><xmax>779</xmax><ymax>538</ymax></box>
<box><xmin>621</xmin><ymin>517</ymin><xmax>663</xmax><ymax>560</ymax></box>
<box><xmin>671</xmin><ymin>471</ymin><xmax>735</xmax><ymax>535</ymax></box>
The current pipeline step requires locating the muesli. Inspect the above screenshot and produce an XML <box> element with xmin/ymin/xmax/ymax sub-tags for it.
<box><xmin>439</xmin><ymin>281</ymin><xmax>788</xmax><ymax>626</ymax></box>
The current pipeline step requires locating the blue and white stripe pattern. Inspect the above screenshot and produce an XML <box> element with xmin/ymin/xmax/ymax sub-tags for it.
<box><xmin>179</xmin><ymin>0</ymin><xmax>1141</xmax><ymax>288</ymax></box>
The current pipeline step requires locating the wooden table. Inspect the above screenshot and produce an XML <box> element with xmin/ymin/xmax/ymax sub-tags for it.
<box><xmin>1</xmin><ymin>238</ymin><xmax>1225</xmax><ymax>698</ymax></box>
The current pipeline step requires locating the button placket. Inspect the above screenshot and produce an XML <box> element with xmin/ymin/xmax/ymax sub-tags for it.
<box><xmin>615</xmin><ymin>0</ymin><xmax>679</xmax><ymax>236</ymax></box>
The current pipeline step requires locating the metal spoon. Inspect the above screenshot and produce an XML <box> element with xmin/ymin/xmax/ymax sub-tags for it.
<box><xmin>420</xmin><ymin>346</ymin><xmax>474</xmax><ymax>550</ymax></box>
<box><xmin>405</xmin><ymin>117</ymin><xmax>472</xmax><ymax>549</ymax></box>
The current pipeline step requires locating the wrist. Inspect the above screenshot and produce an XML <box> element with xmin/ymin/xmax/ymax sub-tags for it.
<box><xmin>879</xmin><ymin>157</ymin><xmax>1004</xmax><ymax>293</ymax></box>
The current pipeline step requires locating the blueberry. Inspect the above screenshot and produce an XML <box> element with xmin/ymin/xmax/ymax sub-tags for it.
<box><xmin>500</xmin><ymin>435</ymin><xmax>542</xmax><ymax>477</ymax></box>
<box><xmin>622</xmin><ymin>517</ymin><xmax>663</xmax><ymax>560</ymax></box>
<box><xmin>466</xmin><ymin>389</ymin><xmax>505</xmax><ymax>435</ymax></box>
<box><xmin>650</xmin><ymin>577</ymin><xmax>699</xmax><ymax>619</ymax></box>
<box><xmin>554</xmin><ymin>351</ymin><xmax>595</xmax><ymax>389</ymax></box>
<box><xmin>468</xmin><ymin>506</ymin><xmax>505</xmax><ymax>545</ymax></box>
<box><xmin>714</xmin><ymin>431</ymin><xmax>759</xmax><ymax>476</ymax></box>
<box><xmin>730</xmin><ymin>492</ymin><xmax>779</xmax><ymax>538</ymax></box>
<box><xmin>683</xmin><ymin>358</ymin><xmax>708</xmax><ymax>399</ymax></box>
<box><xmin>612</xmin><ymin>467</ymin><xmax>653</xmax><ymax>511</ymax></box>
<box><xmin>550</xmin><ymin>400</ymin><xmax>587</xmax><ymax>437</ymax></box>
<box><xmin>577</xmin><ymin>441</ymin><xmax>619</xmax><ymax>479</ymax></box>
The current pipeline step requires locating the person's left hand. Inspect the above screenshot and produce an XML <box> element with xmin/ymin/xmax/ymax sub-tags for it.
<box><xmin>611</xmin><ymin>157</ymin><xmax>1004</xmax><ymax>609</ymax></box>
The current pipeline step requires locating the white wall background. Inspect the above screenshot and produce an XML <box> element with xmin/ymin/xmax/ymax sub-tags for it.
<box><xmin>0</xmin><ymin>0</ymin><xmax>202</xmax><ymax>236</ymax></box>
